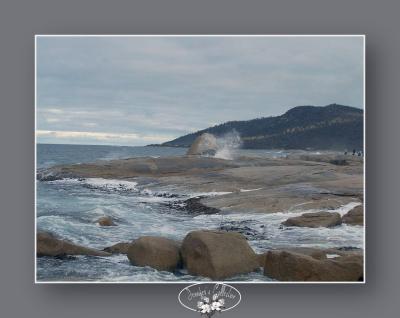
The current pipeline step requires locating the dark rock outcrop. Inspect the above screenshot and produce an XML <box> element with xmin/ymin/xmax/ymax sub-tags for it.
<box><xmin>167</xmin><ymin>197</ymin><xmax>220</xmax><ymax>216</ymax></box>
<box><xmin>37</xmin><ymin>174</ymin><xmax>62</xmax><ymax>181</ymax></box>
<box><xmin>263</xmin><ymin>250</ymin><xmax>363</xmax><ymax>281</ymax></box>
<box><xmin>282</xmin><ymin>211</ymin><xmax>342</xmax><ymax>228</ymax></box>
<box><xmin>342</xmin><ymin>205</ymin><xmax>364</xmax><ymax>225</ymax></box>
<box><xmin>37</xmin><ymin>232</ymin><xmax>110</xmax><ymax>257</ymax></box>
<box><xmin>219</xmin><ymin>220</ymin><xmax>266</xmax><ymax>240</ymax></box>
<box><xmin>127</xmin><ymin>236</ymin><xmax>181</xmax><ymax>272</ymax></box>
<box><xmin>329</xmin><ymin>159</ymin><xmax>348</xmax><ymax>166</ymax></box>
<box><xmin>181</xmin><ymin>230</ymin><xmax>259</xmax><ymax>280</ymax></box>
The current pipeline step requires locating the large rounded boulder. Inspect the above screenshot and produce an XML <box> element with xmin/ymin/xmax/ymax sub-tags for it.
<box><xmin>186</xmin><ymin>133</ymin><xmax>218</xmax><ymax>156</ymax></box>
<box><xmin>127</xmin><ymin>236</ymin><xmax>181</xmax><ymax>272</ymax></box>
<box><xmin>342</xmin><ymin>205</ymin><xmax>364</xmax><ymax>225</ymax></box>
<box><xmin>263</xmin><ymin>250</ymin><xmax>363</xmax><ymax>281</ymax></box>
<box><xmin>37</xmin><ymin>232</ymin><xmax>111</xmax><ymax>257</ymax></box>
<box><xmin>282</xmin><ymin>211</ymin><xmax>342</xmax><ymax>228</ymax></box>
<box><xmin>181</xmin><ymin>230</ymin><xmax>259</xmax><ymax>280</ymax></box>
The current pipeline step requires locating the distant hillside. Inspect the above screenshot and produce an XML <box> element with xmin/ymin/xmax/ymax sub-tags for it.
<box><xmin>160</xmin><ymin>104</ymin><xmax>363</xmax><ymax>150</ymax></box>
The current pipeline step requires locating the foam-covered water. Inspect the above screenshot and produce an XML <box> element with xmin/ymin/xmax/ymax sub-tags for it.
<box><xmin>36</xmin><ymin>144</ymin><xmax>363</xmax><ymax>282</ymax></box>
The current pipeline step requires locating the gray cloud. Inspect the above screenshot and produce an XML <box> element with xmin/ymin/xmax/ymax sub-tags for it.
<box><xmin>36</xmin><ymin>36</ymin><xmax>364</xmax><ymax>146</ymax></box>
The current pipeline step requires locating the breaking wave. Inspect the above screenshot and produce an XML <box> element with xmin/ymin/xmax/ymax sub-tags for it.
<box><xmin>214</xmin><ymin>130</ymin><xmax>242</xmax><ymax>160</ymax></box>
<box><xmin>47</xmin><ymin>178</ymin><xmax>138</xmax><ymax>193</ymax></box>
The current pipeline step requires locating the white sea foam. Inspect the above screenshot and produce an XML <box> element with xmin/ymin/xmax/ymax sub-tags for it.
<box><xmin>135</xmin><ymin>195</ymin><xmax>178</xmax><ymax>203</ymax></box>
<box><xmin>326</xmin><ymin>254</ymin><xmax>341</xmax><ymax>259</ymax></box>
<box><xmin>189</xmin><ymin>191</ymin><xmax>233</xmax><ymax>197</ymax></box>
<box><xmin>334</xmin><ymin>201</ymin><xmax>362</xmax><ymax>216</ymax></box>
<box><xmin>83</xmin><ymin>178</ymin><xmax>138</xmax><ymax>191</ymax></box>
<box><xmin>214</xmin><ymin>130</ymin><xmax>242</xmax><ymax>160</ymax></box>
<box><xmin>191</xmin><ymin>201</ymin><xmax>364</xmax><ymax>253</ymax></box>
<box><xmin>38</xmin><ymin>173</ymin><xmax>363</xmax><ymax>281</ymax></box>
<box><xmin>48</xmin><ymin>178</ymin><xmax>138</xmax><ymax>192</ymax></box>
<box><xmin>240</xmin><ymin>188</ymin><xmax>263</xmax><ymax>192</ymax></box>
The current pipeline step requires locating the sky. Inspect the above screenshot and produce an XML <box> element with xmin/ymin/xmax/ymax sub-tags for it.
<box><xmin>36</xmin><ymin>36</ymin><xmax>364</xmax><ymax>146</ymax></box>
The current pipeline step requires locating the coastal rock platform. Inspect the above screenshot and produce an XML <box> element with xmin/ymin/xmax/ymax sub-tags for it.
<box><xmin>37</xmin><ymin>154</ymin><xmax>363</xmax><ymax>215</ymax></box>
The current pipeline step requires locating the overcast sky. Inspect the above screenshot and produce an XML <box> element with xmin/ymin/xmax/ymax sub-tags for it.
<box><xmin>36</xmin><ymin>36</ymin><xmax>364</xmax><ymax>146</ymax></box>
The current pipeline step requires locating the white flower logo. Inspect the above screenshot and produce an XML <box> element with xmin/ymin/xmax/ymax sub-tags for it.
<box><xmin>197</xmin><ymin>294</ymin><xmax>225</xmax><ymax>317</ymax></box>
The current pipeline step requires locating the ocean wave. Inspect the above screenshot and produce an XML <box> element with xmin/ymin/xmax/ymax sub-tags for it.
<box><xmin>191</xmin><ymin>201</ymin><xmax>364</xmax><ymax>253</ymax></box>
<box><xmin>47</xmin><ymin>178</ymin><xmax>138</xmax><ymax>192</ymax></box>
<box><xmin>189</xmin><ymin>191</ymin><xmax>233</xmax><ymax>197</ymax></box>
<box><xmin>36</xmin><ymin>254</ymin><xmax>270</xmax><ymax>282</ymax></box>
<box><xmin>240</xmin><ymin>188</ymin><xmax>263</xmax><ymax>192</ymax></box>
<box><xmin>38</xmin><ymin>173</ymin><xmax>363</xmax><ymax>281</ymax></box>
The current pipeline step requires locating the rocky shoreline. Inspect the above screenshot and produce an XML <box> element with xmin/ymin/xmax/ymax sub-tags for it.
<box><xmin>37</xmin><ymin>229</ymin><xmax>363</xmax><ymax>281</ymax></box>
<box><xmin>37</xmin><ymin>152</ymin><xmax>364</xmax><ymax>281</ymax></box>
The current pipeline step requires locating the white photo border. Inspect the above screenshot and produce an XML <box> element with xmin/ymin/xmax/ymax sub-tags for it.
<box><xmin>34</xmin><ymin>34</ymin><xmax>366</xmax><ymax>284</ymax></box>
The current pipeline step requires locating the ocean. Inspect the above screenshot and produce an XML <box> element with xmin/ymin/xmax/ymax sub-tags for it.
<box><xmin>36</xmin><ymin>144</ymin><xmax>363</xmax><ymax>282</ymax></box>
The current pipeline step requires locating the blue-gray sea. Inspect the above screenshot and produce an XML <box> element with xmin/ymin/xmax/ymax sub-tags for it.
<box><xmin>36</xmin><ymin>144</ymin><xmax>363</xmax><ymax>282</ymax></box>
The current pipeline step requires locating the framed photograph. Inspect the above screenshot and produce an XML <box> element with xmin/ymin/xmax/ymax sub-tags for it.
<box><xmin>35</xmin><ymin>35</ymin><xmax>365</xmax><ymax>283</ymax></box>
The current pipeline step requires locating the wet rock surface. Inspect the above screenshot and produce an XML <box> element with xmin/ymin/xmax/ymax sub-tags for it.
<box><xmin>37</xmin><ymin>232</ymin><xmax>111</xmax><ymax>257</ymax></box>
<box><xmin>166</xmin><ymin>197</ymin><xmax>221</xmax><ymax>216</ymax></box>
<box><xmin>342</xmin><ymin>205</ymin><xmax>363</xmax><ymax>225</ymax></box>
<box><xmin>282</xmin><ymin>211</ymin><xmax>342</xmax><ymax>228</ymax></box>
<box><xmin>37</xmin><ymin>154</ymin><xmax>363</xmax><ymax>217</ymax></box>
<box><xmin>219</xmin><ymin>220</ymin><xmax>267</xmax><ymax>240</ymax></box>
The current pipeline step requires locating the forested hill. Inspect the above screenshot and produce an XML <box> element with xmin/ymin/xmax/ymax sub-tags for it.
<box><xmin>160</xmin><ymin>104</ymin><xmax>363</xmax><ymax>150</ymax></box>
